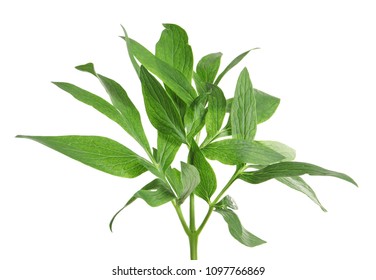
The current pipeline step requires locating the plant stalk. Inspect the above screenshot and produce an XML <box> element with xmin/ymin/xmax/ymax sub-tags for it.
<box><xmin>189</xmin><ymin>233</ymin><xmax>198</xmax><ymax>260</ymax></box>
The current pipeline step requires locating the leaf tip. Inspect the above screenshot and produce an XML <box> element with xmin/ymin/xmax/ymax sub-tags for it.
<box><xmin>75</xmin><ymin>63</ymin><xmax>96</xmax><ymax>76</ymax></box>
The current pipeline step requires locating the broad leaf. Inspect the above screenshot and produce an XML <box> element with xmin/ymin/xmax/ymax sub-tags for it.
<box><xmin>76</xmin><ymin>63</ymin><xmax>150</xmax><ymax>151</ymax></box>
<box><xmin>156</xmin><ymin>24</ymin><xmax>193</xmax><ymax>81</ymax></box>
<box><xmin>180</xmin><ymin>162</ymin><xmax>200</xmax><ymax>204</ymax></box>
<box><xmin>276</xmin><ymin>177</ymin><xmax>327</xmax><ymax>212</ymax></box>
<box><xmin>188</xmin><ymin>141</ymin><xmax>217</xmax><ymax>202</ymax></box>
<box><xmin>204</xmin><ymin>84</ymin><xmax>226</xmax><ymax>143</ymax></box>
<box><xmin>157</xmin><ymin>132</ymin><xmax>181</xmax><ymax>171</ymax></box>
<box><xmin>202</xmin><ymin>139</ymin><xmax>285</xmax><ymax>165</ymax></box>
<box><xmin>17</xmin><ymin>135</ymin><xmax>147</xmax><ymax>178</ymax></box>
<box><xmin>140</xmin><ymin>66</ymin><xmax>186</xmax><ymax>143</ymax></box>
<box><xmin>215</xmin><ymin>208</ymin><xmax>266</xmax><ymax>247</ymax></box>
<box><xmin>196</xmin><ymin>52</ymin><xmax>222</xmax><ymax>84</ymax></box>
<box><xmin>240</xmin><ymin>162</ymin><xmax>358</xmax><ymax>186</ymax></box>
<box><xmin>226</xmin><ymin>89</ymin><xmax>280</xmax><ymax>124</ymax></box>
<box><xmin>129</xmin><ymin>38</ymin><xmax>197</xmax><ymax>104</ymax></box>
<box><xmin>215</xmin><ymin>49</ymin><xmax>256</xmax><ymax>85</ymax></box>
<box><xmin>109</xmin><ymin>179</ymin><xmax>175</xmax><ymax>231</ymax></box>
<box><xmin>253</xmin><ymin>89</ymin><xmax>280</xmax><ymax>123</ymax></box>
<box><xmin>231</xmin><ymin>68</ymin><xmax>257</xmax><ymax>141</ymax></box>
<box><xmin>166</xmin><ymin>167</ymin><xmax>183</xmax><ymax>197</ymax></box>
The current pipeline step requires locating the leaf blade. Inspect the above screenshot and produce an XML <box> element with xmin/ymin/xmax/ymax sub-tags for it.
<box><xmin>240</xmin><ymin>161</ymin><xmax>358</xmax><ymax>186</ymax></box>
<box><xmin>202</xmin><ymin>139</ymin><xmax>285</xmax><ymax>165</ymax></box>
<box><xmin>76</xmin><ymin>63</ymin><xmax>150</xmax><ymax>152</ymax></box>
<box><xmin>180</xmin><ymin>162</ymin><xmax>200</xmax><ymax>204</ymax></box>
<box><xmin>188</xmin><ymin>141</ymin><xmax>217</xmax><ymax>202</ymax></box>
<box><xmin>196</xmin><ymin>52</ymin><xmax>222</xmax><ymax>84</ymax></box>
<box><xmin>205</xmin><ymin>84</ymin><xmax>227</xmax><ymax>142</ymax></box>
<box><xmin>129</xmin><ymin>38</ymin><xmax>197</xmax><ymax>104</ymax></box>
<box><xmin>140</xmin><ymin>66</ymin><xmax>186</xmax><ymax>143</ymax></box>
<box><xmin>215</xmin><ymin>208</ymin><xmax>266</xmax><ymax>247</ymax></box>
<box><xmin>17</xmin><ymin>135</ymin><xmax>147</xmax><ymax>178</ymax></box>
<box><xmin>231</xmin><ymin>68</ymin><xmax>257</xmax><ymax>141</ymax></box>
<box><xmin>156</xmin><ymin>23</ymin><xmax>193</xmax><ymax>81</ymax></box>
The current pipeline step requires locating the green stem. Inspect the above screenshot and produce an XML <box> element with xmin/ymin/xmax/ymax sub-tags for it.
<box><xmin>172</xmin><ymin>200</ymin><xmax>190</xmax><ymax>235</ymax></box>
<box><xmin>189</xmin><ymin>194</ymin><xmax>196</xmax><ymax>231</ymax></box>
<box><xmin>189</xmin><ymin>233</ymin><xmax>198</xmax><ymax>260</ymax></box>
<box><xmin>197</xmin><ymin>165</ymin><xmax>245</xmax><ymax>235</ymax></box>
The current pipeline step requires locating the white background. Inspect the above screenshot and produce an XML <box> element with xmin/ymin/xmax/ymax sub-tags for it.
<box><xmin>1</xmin><ymin>0</ymin><xmax>375</xmax><ymax>279</ymax></box>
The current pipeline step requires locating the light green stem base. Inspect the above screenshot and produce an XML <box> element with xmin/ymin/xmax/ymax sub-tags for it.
<box><xmin>189</xmin><ymin>233</ymin><xmax>198</xmax><ymax>260</ymax></box>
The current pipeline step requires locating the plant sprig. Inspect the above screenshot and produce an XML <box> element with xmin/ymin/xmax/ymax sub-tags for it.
<box><xmin>17</xmin><ymin>23</ymin><xmax>357</xmax><ymax>260</ymax></box>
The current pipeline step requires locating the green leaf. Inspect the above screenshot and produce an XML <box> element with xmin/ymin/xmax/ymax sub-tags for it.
<box><xmin>193</xmin><ymin>72</ymin><xmax>207</xmax><ymax>95</ymax></box>
<box><xmin>226</xmin><ymin>89</ymin><xmax>280</xmax><ymax>124</ymax></box>
<box><xmin>140</xmin><ymin>66</ymin><xmax>186</xmax><ymax>143</ymax></box>
<box><xmin>17</xmin><ymin>135</ymin><xmax>147</xmax><ymax>178</ymax></box>
<box><xmin>239</xmin><ymin>161</ymin><xmax>358</xmax><ymax>186</ymax></box>
<box><xmin>257</xmin><ymin>141</ymin><xmax>296</xmax><ymax>161</ymax></box>
<box><xmin>52</xmin><ymin>82</ymin><xmax>134</xmax><ymax>134</ymax></box>
<box><xmin>231</xmin><ymin>68</ymin><xmax>257</xmax><ymax>141</ymax></box>
<box><xmin>120</xmin><ymin>26</ymin><xmax>140</xmax><ymax>76</ymax></box>
<box><xmin>188</xmin><ymin>141</ymin><xmax>217</xmax><ymax>202</ymax></box>
<box><xmin>128</xmin><ymin>38</ymin><xmax>197</xmax><ymax>104</ymax></box>
<box><xmin>215</xmin><ymin>195</ymin><xmax>238</xmax><ymax>210</ymax></box>
<box><xmin>157</xmin><ymin>132</ymin><xmax>181</xmax><ymax>171</ymax></box>
<box><xmin>130</xmin><ymin>179</ymin><xmax>176</xmax><ymax>207</ymax></box>
<box><xmin>156</xmin><ymin>24</ymin><xmax>193</xmax><ymax>81</ymax></box>
<box><xmin>109</xmin><ymin>179</ymin><xmax>175</xmax><ymax>231</ymax></box>
<box><xmin>215</xmin><ymin>208</ymin><xmax>266</xmax><ymax>247</ymax></box>
<box><xmin>184</xmin><ymin>93</ymin><xmax>208</xmax><ymax>141</ymax></box>
<box><xmin>215</xmin><ymin>49</ymin><xmax>257</xmax><ymax>85</ymax></box>
<box><xmin>180</xmin><ymin>162</ymin><xmax>200</xmax><ymax>204</ymax></box>
<box><xmin>166</xmin><ymin>167</ymin><xmax>183</xmax><ymax>197</ymax></box>
<box><xmin>276</xmin><ymin>176</ymin><xmax>327</xmax><ymax>212</ymax></box>
<box><xmin>76</xmin><ymin>63</ymin><xmax>150</xmax><ymax>152</ymax></box>
<box><xmin>253</xmin><ymin>89</ymin><xmax>280</xmax><ymax>124</ymax></box>
<box><xmin>196</xmin><ymin>52</ymin><xmax>222</xmax><ymax>84</ymax></box>
<box><xmin>204</xmin><ymin>84</ymin><xmax>226</xmax><ymax>142</ymax></box>
<box><xmin>202</xmin><ymin>139</ymin><xmax>285</xmax><ymax>165</ymax></box>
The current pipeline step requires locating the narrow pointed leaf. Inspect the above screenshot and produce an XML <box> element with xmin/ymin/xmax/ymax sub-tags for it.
<box><xmin>140</xmin><ymin>66</ymin><xmax>186</xmax><ymax>143</ymax></box>
<box><xmin>17</xmin><ymin>135</ymin><xmax>147</xmax><ymax>178</ymax></box>
<box><xmin>215</xmin><ymin>49</ymin><xmax>256</xmax><ymax>85</ymax></box>
<box><xmin>215</xmin><ymin>208</ymin><xmax>266</xmax><ymax>247</ymax></box>
<box><xmin>129</xmin><ymin>38</ymin><xmax>197</xmax><ymax>104</ymax></box>
<box><xmin>109</xmin><ymin>179</ymin><xmax>175</xmax><ymax>231</ymax></box>
<box><xmin>205</xmin><ymin>84</ymin><xmax>226</xmax><ymax>142</ymax></box>
<box><xmin>76</xmin><ymin>63</ymin><xmax>150</xmax><ymax>151</ymax></box>
<box><xmin>184</xmin><ymin>93</ymin><xmax>208</xmax><ymax>141</ymax></box>
<box><xmin>52</xmin><ymin>82</ymin><xmax>133</xmax><ymax>134</ymax></box>
<box><xmin>240</xmin><ymin>161</ymin><xmax>358</xmax><ymax>186</ymax></box>
<box><xmin>121</xmin><ymin>26</ymin><xmax>140</xmax><ymax>76</ymax></box>
<box><xmin>231</xmin><ymin>68</ymin><xmax>257</xmax><ymax>141</ymax></box>
<box><xmin>196</xmin><ymin>52</ymin><xmax>222</xmax><ymax>84</ymax></box>
<box><xmin>156</xmin><ymin>24</ymin><xmax>193</xmax><ymax>81</ymax></box>
<box><xmin>179</xmin><ymin>162</ymin><xmax>200</xmax><ymax>204</ymax></box>
<box><xmin>276</xmin><ymin>176</ymin><xmax>327</xmax><ymax>212</ymax></box>
<box><xmin>202</xmin><ymin>139</ymin><xmax>285</xmax><ymax>165</ymax></box>
<box><xmin>188</xmin><ymin>141</ymin><xmax>217</xmax><ymax>202</ymax></box>
<box><xmin>157</xmin><ymin>132</ymin><xmax>181</xmax><ymax>171</ymax></box>
<box><xmin>193</xmin><ymin>72</ymin><xmax>207</xmax><ymax>95</ymax></box>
